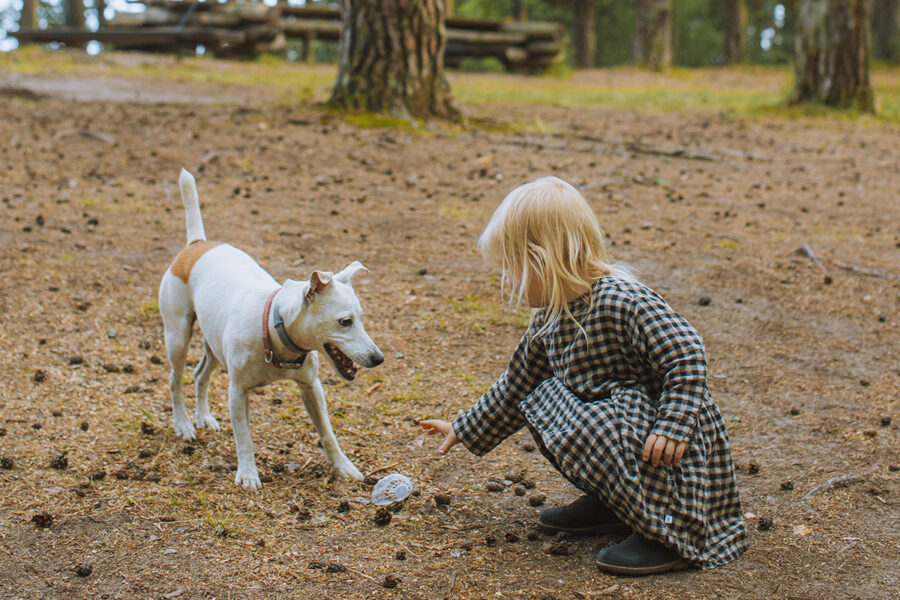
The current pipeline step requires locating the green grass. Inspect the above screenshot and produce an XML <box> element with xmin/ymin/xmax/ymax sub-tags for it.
<box><xmin>5</xmin><ymin>46</ymin><xmax>900</xmax><ymax>124</ymax></box>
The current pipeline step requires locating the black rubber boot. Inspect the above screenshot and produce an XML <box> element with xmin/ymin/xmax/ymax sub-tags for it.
<box><xmin>537</xmin><ymin>495</ymin><xmax>631</xmax><ymax>536</ymax></box>
<box><xmin>595</xmin><ymin>532</ymin><xmax>690</xmax><ymax>575</ymax></box>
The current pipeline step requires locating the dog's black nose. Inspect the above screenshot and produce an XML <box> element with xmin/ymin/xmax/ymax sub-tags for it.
<box><xmin>369</xmin><ymin>352</ymin><xmax>384</xmax><ymax>367</ymax></box>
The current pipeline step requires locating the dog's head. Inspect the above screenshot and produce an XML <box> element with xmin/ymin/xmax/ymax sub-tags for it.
<box><xmin>281</xmin><ymin>261</ymin><xmax>383</xmax><ymax>381</ymax></box>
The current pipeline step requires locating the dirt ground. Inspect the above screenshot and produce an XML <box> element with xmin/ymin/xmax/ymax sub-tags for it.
<box><xmin>0</xmin><ymin>52</ymin><xmax>898</xmax><ymax>600</ymax></box>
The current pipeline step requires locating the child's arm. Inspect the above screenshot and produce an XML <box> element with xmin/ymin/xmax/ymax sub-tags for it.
<box><xmin>615</xmin><ymin>289</ymin><xmax>709</xmax><ymax>465</ymax></box>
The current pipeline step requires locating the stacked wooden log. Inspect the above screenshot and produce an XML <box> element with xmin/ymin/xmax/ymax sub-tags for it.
<box><xmin>15</xmin><ymin>1</ymin><xmax>565</xmax><ymax>70</ymax></box>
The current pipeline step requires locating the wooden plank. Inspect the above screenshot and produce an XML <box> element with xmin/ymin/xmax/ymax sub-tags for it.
<box><xmin>282</xmin><ymin>19</ymin><xmax>341</xmax><ymax>41</ymax></box>
<box><xmin>446</xmin><ymin>29</ymin><xmax>527</xmax><ymax>45</ymax></box>
<box><xmin>13</xmin><ymin>26</ymin><xmax>246</xmax><ymax>46</ymax></box>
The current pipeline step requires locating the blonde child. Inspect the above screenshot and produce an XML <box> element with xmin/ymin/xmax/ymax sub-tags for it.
<box><xmin>421</xmin><ymin>177</ymin><xmax>747</xmax><ymax>575</ymax></box>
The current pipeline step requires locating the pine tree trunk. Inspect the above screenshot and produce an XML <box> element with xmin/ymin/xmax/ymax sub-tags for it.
<box><xmin>64</xmin><ymin>0</ymin><xmax>86</xmax><ymax>49</ymax></box>
<box><xmin>793</xmin><ymin>0</ymin><xmax>874</xmax><ymax>111</ymax></box>
<box><xmin>871</xmin><ymin>0</ymin><xmax>899</xmax><ymax>61</ymax></box>
<box><xmin>723</xmin><ymin>0</ymin><xmax>747</xmax><ymax>64</ymax></box>
<box><xmin>633</xmin><ymin>0</ymin><xmax>672</xmax><ymax>70</ymax></box>
<box><xmin>572</xmin><ymin>0</ymin><xmax>596</xmax><ymax>68</ymax></box>
<box><xmin>330</xmin><ymin>0</ymin><xmax>458</xmax><ymax>119</ymax></box>
<box><xmin>510</xmin><ymin>0</ymin><xmax>526</xmax><ymax>21</ymax></box>
<box><xmin>20</xmin><ymin>0</ymin><xmax>35</xmax><ymax>30</ymax></box>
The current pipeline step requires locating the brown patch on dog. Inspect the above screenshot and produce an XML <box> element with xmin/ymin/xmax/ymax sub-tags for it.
<box><xmin>170</xmin><ymin>240</ymin><xmax>220</xmax><ymax>283</ymax></box>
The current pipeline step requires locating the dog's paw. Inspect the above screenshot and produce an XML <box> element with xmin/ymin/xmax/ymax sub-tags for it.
<box><xmin>172</xmin><ymin>419</ymin><xmax>196</xmax><ymax>441</ymax></box>
<box><xmin>235</xmin><ymin>469</ymin><xmax>262</xmax><ymax>490</ymax></box>
<box><xmin>197</xmin><ymin>413</ymin><xmax>220</xmax><ymax>432</ymax></box>
<box><xmin>332</xmin><ymin>459</ymin><xmax>364</xmax><ymax>481</ymax></box>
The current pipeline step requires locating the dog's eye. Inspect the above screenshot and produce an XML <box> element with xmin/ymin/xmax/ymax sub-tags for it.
<box><xmin>339</xmin><ymin>317</ymin><xmax>353</xmax><ymax>327</ymax></box>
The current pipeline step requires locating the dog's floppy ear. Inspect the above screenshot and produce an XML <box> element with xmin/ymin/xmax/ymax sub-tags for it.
<box><xmin>334</xmin><ymin>261</ymin><xmax>368</xmax><ymax>285</ymax></box>
<box><xmin>305</xmin><ymin>270</ymin><xmax>332</xmax><ymax>301</ymax></box>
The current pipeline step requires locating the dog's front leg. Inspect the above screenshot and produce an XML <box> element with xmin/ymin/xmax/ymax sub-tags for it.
<box><xmin>298</xmin><ymin>378</ymin><xmax>363</xmax><ymax>480</ymax></box>
<box><xmin>228</xmin><ymin>381</ymin><xmax>261</xmax><ymax>490</ymax></box>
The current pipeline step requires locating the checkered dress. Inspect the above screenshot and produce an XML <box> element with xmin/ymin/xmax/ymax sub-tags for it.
<box><xmin>453</xmin><ymin>276</ymin><xmax>748</xmax><ymax>569</ymax></box>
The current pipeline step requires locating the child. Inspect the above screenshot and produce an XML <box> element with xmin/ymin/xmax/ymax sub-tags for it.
<box><xmin>421</xmin><ymin>177</ymin><xmax>748</xmax><ymax>575</ymax></box>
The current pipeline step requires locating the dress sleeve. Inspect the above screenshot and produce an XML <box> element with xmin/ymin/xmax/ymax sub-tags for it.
<box><xmin>452</xmin><ymin>320</ymin><xmax>553</xmax><ymax>457</ymax></box>
<box><xmin>614</xmin><ymin>288</ymin><xmax>709</xmax><ymax>442</ymax></box>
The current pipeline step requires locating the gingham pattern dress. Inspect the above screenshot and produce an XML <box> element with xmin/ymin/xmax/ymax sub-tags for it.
<box><xmin>453</xmin><ymin>275</ymin><xmax>748</xmax><ymax>569</ymax></box>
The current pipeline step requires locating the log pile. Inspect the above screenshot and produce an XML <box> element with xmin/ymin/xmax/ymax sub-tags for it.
<box><xmin>14</xmin><ymin>1</ymin><xmax>565</xmax><ymax>70</ymax></box>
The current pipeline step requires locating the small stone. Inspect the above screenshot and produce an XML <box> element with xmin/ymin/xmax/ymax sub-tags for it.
<box><xmin>394</xmin><ymin>550</ymin><xmax>407</xmax><ymax>560</ymax></box>
<box><xmin>87</xmin><ymin>470</ymin><xmax>106</xmax><ymax>482</ymax></box>
<box><xmin>789</xmin><ymin>407</ymin><xmax>801</xmax><ymax>416</ymax></box>
<box><xmin>514</xmin><ymin>485</ymin><xmax>527</xmax><ymax>496</ymax></box>
<box><xmin>51</xmin><ymin>409</ymin><xmax>63</xmax><ymax>417</ymax></box>
<box><xmin>521</xmin><ymin>442</ymin><xmax>536</xmax><ymax>452</ymax></box>
<box><xmin>485</xmin><ymin>481</ymin><xmax>504</xmax><ymax>492</ymax></box>
<box><xmin>433</xmin><ymin>493</ymin><xmax>451</xmax><ymax>506</ymax></box>
<box><xmin>859</xmin><ymin>380</ymin><xmax>870</xmax><ymax>387</ymax></box>
<box><xmin>124</xmin><ymin>385</ymin><xmax>141</xmax><ymax>394</ymax></box>
<box><xmin>757</xmin><ymin>516</ymin><xmax>773</xmax><ymax>531</ymax></box>
<box><xmin>181</xmin><ymin>445</ymin><xmax>195</xmax><ymax>455</ymax></box>
<box><xmin>543</xmin><ymin>539</ymin><xmax>571</xmax><ymax>555</ymax></box>
<box><xmin>149</xmin><ymin>355</ymin><xmax>163</xmax><ymax>365</ymax></box>
<box><xmin>1</xmin><ymin>456</ymin><xmax>14</xmax><ymax>470</ymax></box>
<box><xmin>888</xmin><ymin>465</ymin><xmax>899</xmax><ymax>472</ymax></box>
<box><xmin>504</xmin><ymin>469</ymin><xmax>526</xmax><ymax>483</ymax></box>
<box><xmin>337</xmin><ymin>501</ymin><xmax>350</xmax><ymax>513</ymax></box>
<box><xmin>382</xmin><ymin>574</ymin><xmax>401</xmax><ymax>589</ymax></box>
<box><xmin>881</xmin><ymin>416</ymin><xmax>892</xmax><ymax>427</ymax></box>
<box><xmin>79</xmin><ymin>421</ymin><xmax>89</xmax><ymax>431</ymax></box>
<box><xmin>780</xmin><ymin>480</ymin><xmax>794</xmax><ymax>490</ymax></box>
<box><xmin>520</xmin><ymin>478</ymin><xmax>536</xmax><ymax>489</ymax></box>
<box><xmin>73</xmin><ymin>563</ymin><xmax>93</xmax><ymax>577</ymax></box>
<box><xmin>140</xmin><ymin>422</ymin><xmax>155</xmax><ymax>435</ymax></box>
<box><xmin>504</xmin><ymin>532</ymin><xmax>520</xmax><ymax>543</ymax></box>
<box><xmin>417</xmin><ymin>267</ymin><xmax>428</xmax><ymax>276</ymax></box>
<box><xmin>68</xmin><ymin>356</ymin><xmax>84</xmax><ymax>366</ymax></box>
<box><xmin>33</xmin><ymin>370</ymin><xmax>46</xmax><ymax>383</ymax></box>
<box><xmin>50</xmin><ymin>452</ymin><xmax>69</xmax><ymax>470</ymax></box>
<box><xmin>138</xmin><ymin>449</ymin><xmax>153</xmax><ymax>459</ymax></box>
<box><xmin>31</xmin><ymin>512</ymin><xmax>53</xmax><ymax>528</ymax></box>
<box><xmin>747</xmin><ymin>461</ymin><xmax>761</xmax><ymax>475</ymax></box>
<box><xmin>484</xmin><ymin>535</ymin><xmax>497</xmax><ymax>547</ymax></box>
<box><xmin>526</xmin><ymin>529</ymin><xmax>541</xmax><ymax>541</ymax></box>
<box><xmin>373</xmin><ymin>507</ymin><xmax>392</xmax><ymax>526</ymax></box>
<box><xmin>102</xmin><ymin>363</ymin><xmax>120</xmax><ymax>373</ymax></box>
<box><xmin>528</xmin><ymin>493</ymin><xmax>547</xmax><ymax>507</ymax></box>
<box><xmin>698</xmin><ymin>296</ymin><xmax>712</xmax><ymax>306</ymax></box>
<box><xmin>32</xmin><ymin>423</ymin><xmax>42</xmax><ymax>430</ymax></box>
<box><xmin>106</xmin><ymin>328</ymin><xmax>117</xmax><ymax>339</ymax></box>
<box><xmin>863</xmin><ymin>430</ymin><xmax>877</xmax><ymax>438</ymax></box>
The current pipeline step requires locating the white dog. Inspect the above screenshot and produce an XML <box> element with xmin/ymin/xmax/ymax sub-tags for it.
<box><xmin>158</xmin><ymin>169</ymin><xmax>383</xmax><ymax>490</ymax></box>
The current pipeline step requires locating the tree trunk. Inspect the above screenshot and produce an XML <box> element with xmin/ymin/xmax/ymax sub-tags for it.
<box><xmin>633</xmin><ymin>0</ymin><xmax>672</xmax><ymax>70</ymax></box>
<box><xmin>572</xmin><ymin>0</ymin><xmax>596</xmax><ymax>68</ymax></box>
<box><xmin>64</xmin><ymin>0</ymin><xmax>85</xmax><ymax>29</ymax></box>
<box><xmin>793</xmin><ymin>0</ymin><xmax>874</xmax><ymax>111</ymax></box>
<box><xmin>510</xmin><ymin>0</ymin><xmax>526</xmax><ymax>21</ymax></box>
<box><xmin>723</xmin><ymin>0</ymin><xmax>747</xmax><ymax>64</ymax></box>
<box><xmin>330</xmin><ymin>0</ymin><xmax>458</xmax><ymax>120</ymax></box>
<box><xmin>871</xmin><ymin>0</ymin><xmax>899</xmax><ymax>61</ymax></box>
<box><xmin>96</xmin><ymin>0</ymin><xmax>108</xmax><ymax>28</ymax></box>
<box><xmin>20</xmin><ymin>0</ymin><xmax>35</xmax><ymax>30</ymax></box>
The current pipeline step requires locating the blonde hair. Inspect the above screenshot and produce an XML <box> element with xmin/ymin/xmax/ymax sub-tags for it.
<box><xmin>479</xmin><ymin>176</ymin><xmax>633</xmax><ymax>337</ymax></box>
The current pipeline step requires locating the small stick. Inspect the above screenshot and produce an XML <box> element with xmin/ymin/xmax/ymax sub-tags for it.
<box><xmin>801</xmin><ymin>473</ymin><xmax>862</xmax><ymax>501</ymax></box>
<box><xmin>364</xmin><ymin>382</ymin><xmax>381</xmax><ymax>395</ymax></box>
<box><xmin>366</xmin><ymin>462</ymin><xmax>399</xmax><ymax>478</ymax></box>
<box><xmin>797</xmin><ymin>245</ymin><xmax>832</xmax><ymax>284</ymax></box>
<box><xmin>826</xmin><ymin>258</ymin><xmax>899</xmax><ymax>280</ymax></box>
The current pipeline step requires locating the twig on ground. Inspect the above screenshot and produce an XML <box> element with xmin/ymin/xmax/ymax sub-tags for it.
<box><xmin>624</xmin><ymin>142</ymin><xmax>719</xmax><ymax>162</ymax></box>
<box><xmin>825</xmin><ymin>258</ymin><xmax>899</xmax><ymax>280</ymax></box>
<box><xmin>796</xmin><ymin>245</ymin><xmax>832</xmax><ymax>284</ymax></box>
<box><xmin>802</xmin><ymin>474</ymin><xmax>863</xmax><ymax>501</ymax></box>
<box><xmin>365</xmin><ymin>462</ymin><xmax>399</xmax><ymax>478</ymax></box>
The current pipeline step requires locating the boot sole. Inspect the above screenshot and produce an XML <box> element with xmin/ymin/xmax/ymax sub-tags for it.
<box><xmin>537</xmin><ymin>520</ymin><xmax>632</xmax><ymax>536</ymax></box>
<box><xmin>595</xmin><ymin>557</ymin><xmax>690</xmax><ymax>576</ymax></box>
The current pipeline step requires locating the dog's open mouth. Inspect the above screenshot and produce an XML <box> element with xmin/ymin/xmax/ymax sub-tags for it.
<box><xmin>324</xmin><ymin>342</ymin><xmax>357</xmax><ymax>380</ymax></box>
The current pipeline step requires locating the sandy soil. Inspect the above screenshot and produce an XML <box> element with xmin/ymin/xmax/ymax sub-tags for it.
<box><xmin>0</xmin><ymin>53</ymin><xmax>898</xmax><ymax>600</ymax></box>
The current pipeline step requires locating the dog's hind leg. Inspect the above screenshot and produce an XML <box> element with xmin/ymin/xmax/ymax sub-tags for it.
<box><xmin>159</xmin><ymin>274</ymin><xmax>197</xmax><ymax>441</ymax></box>
<box><xmin>194</xmin><ymin>343</ymin><xmax>221</xmax><ymax>432</ymax></box>
<box><xmin>228</xmin><ymin>381</ymin><xmax>261</xmax><ymax>490</ymax></box>
<box><xmin>297</xmin><ymin>375</ymin><xmax>364</xmax><ymax>480</ymax></box>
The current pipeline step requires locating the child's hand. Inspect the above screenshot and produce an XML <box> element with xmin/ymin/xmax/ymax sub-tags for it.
<box><xmin>642</xmin><ymin>433</ymin><xmax>687</xmax><ymax>467</ymax></box>
<box><xmin>419</xmin><ymin>419</ymin><xmax>460</xmax><ymax>455</ymax></box>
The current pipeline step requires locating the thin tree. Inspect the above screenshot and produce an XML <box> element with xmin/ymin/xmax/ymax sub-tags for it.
<box><xmin>793</xmin><ymin>0</ymin><xmax>874</xmax><ymax>111</ymax></box>
<box><xmin>871</xmin><ymin>0</ymin><xmax>899</xmax><ymax>61</ymax></box>
<box><xmin>572</xmin><ymin>0</ymin><xmax>596</xmax><ymax>68</ymax></box>
<box><xmin>330</xmin><ymin>0</ymin><xmax>458</xmax><ymax>119</ymax></box>
<box><xmin>633</xmin><ymin>0</ymin><xmax>672</xmax><ymax>70</ymax></box>
<box><xmin>723</xmin><ymin>0</ymin><xmax>747</xmax><ymax>64</ymax></box>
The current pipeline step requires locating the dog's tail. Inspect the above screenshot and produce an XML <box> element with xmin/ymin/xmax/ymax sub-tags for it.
<box><xmin>179</xmin><ymin>168</ymin><xmax>206</xmax><ymax>245</ymax></box>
